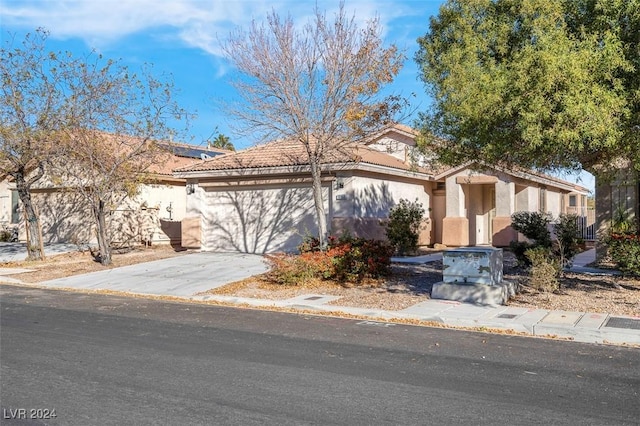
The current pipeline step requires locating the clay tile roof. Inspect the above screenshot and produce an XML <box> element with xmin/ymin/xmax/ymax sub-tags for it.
<box><xmin>175</xmin><ymin>138</ymin><xmax>431</xmax><ymax>175</ymax></box>
<box><xmin>147</xmin><ymin>153</ymin><xmax>205</xmax><ymax>175</ymax></box>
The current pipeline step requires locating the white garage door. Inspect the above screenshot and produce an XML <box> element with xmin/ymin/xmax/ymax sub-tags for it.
<box><xmin>201</xmin><ymin>184</ymin><xmax>329</xmax><ymax>253</ymax></box>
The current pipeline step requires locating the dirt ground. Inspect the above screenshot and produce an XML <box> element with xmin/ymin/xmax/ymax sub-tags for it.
<box><xmin>2</xmin><ymin>246</ymin><xmax>639</xmax><ymax>316</ymax></box>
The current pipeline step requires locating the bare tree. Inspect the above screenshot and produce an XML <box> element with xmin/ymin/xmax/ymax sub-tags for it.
<box><xmin>223</xmin><ymin>3</ymin><xmax>405</xmax><ymax>248</ymax></box>
<box><xmin>1</xmin><ymin>29</ymin><xmax>61</xmax><ymax>260</ymax></box>
<box><xmin>55</xmin><ymin>58</ymin><xmax>189</xmax><ymax>265</ymax></box>
<box><xmin>1</xmin><ymin>29</ymin><xmax>189</xmax><ymax>265</ymax></box>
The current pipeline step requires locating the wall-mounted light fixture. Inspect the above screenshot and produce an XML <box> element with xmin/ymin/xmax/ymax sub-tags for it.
<box><xmin>166</xmin><ymin>202</ymin><xmax>173</xmax><ymax>220</ymax></box>
<box><xmin>186</xmin><ymin>183</ymin><xmax>195</xmax><ymax>195</ymax></box>
<box><xmin>335</xmin><ymin>178</ymin><xmax>344</xmax><ymax>190</ymax></box>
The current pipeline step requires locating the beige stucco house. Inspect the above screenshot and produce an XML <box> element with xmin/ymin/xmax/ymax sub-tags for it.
<box><xmin>0</xmin><ymin>175</ymin><xmax>18</xmax><ymax>232</ymax></box>
<box><xmin>2</xmin><ymin>142</ymin><xmax>227</xmax><ymax>246</ymax></box>
<box><xmin>175</xmin><ymin>125</ymin><xmax>589</xmax><ymax>253</ymax></box>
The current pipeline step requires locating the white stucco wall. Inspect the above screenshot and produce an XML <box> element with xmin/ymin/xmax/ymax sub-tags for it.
<box><xmin>0</xmin><ymin>179</ymin><xmax>11</xmax><ymax>225</ymax></box>
<box><xmin>333</xmin><ymin>174</ymin><xmax>429</xmax><ymax>218</ymax></box>
<box><xmin>367</xmin><ymin>137</ymin><xmax>409</xmax><ymax>162</ymax></box>
<box><xmin>14</xmin><ymin>180</ymin><xmax>188</xmax><ymax>245</ymax></box>
<box><xmin>494</xmin><ymin>180</ymin><xmax>515</xmax><ymax>217</ymax></box>
<box><xmin>515</xmin><ymin>186</ymin><xmax>539</xmax><ymax>212</ymax></box>
<box><xmin>136</xmin><ymin>183</ymin><xmax>187</xmax><ymax>222</ymax></box>
<box><xmin>546</xmin><ymin>189</ymin><xmax>563</xmax><ymax>217</ymax></box>
<box><xmin>445</xmin><ymin>174</ymin><xmax>466</xmax><ymax>217</ymax></box>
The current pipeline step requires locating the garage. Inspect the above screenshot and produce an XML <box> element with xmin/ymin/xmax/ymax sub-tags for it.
<box><xmin>199</xmin><ymin>182</ymin><xmax>330</xmax><ymax>253</ymax></box>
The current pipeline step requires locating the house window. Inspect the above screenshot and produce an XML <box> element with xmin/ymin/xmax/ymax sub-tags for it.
<box><xmin>569</xmin><ymin>195</ymin><xmax>577</xmax><ymax>207</ymax></box>
<box><xmin>10</xmin><ymin>190</ymin><xmax>19</xmax><ymax>224</ymax></box>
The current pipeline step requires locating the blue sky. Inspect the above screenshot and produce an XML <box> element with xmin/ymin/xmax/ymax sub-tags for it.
<box><xmin>0</xmin><ymin>0</ymin><xmax>594</xmax><ymax>191</ymax></box>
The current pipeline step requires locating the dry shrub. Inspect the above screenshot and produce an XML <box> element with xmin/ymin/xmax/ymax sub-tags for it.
<box><xmin>525</xmin><ymin>247</ymin><xmax>560</xmax><ymax>292</ymax></box>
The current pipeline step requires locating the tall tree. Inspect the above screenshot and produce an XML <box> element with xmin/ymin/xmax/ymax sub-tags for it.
<box><xmin>55</xmin><ymin>59</ymin><xmax>188</xmax><ymax>265</ymax></box>
<box><xmin>414</xmin><ymin>0</ymin><xmax>639</xmax><ymax>176</ymax></box>
<box><xmin>222</xmin><ymin>2</ymin><xmax>405</xmax><ymax>248</ymax></box>
<box><xmin>1</xmin><ymin>29</ymin><xmax>188</xmax><ymax>265</ymax></box>
<box><xmin>1</xmin><ymin>29</ymin><xmax>60</xmax><ymax>260</ymax></box>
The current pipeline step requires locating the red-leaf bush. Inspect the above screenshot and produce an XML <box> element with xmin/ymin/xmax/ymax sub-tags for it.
<box><xmin>266</xmin><ymin>233</ymin><xmax>394</xmax><ymax>285</ymax></box>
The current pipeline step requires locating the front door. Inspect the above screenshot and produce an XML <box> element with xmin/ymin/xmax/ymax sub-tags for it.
<box><xmin>475</xmin><ymin>213</ymin><xmax>487</xmax><ymax>245</ymax></box>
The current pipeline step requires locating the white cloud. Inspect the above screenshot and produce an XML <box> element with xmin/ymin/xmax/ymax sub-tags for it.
<box><xmin>0</xmin><ymin>0</ymin><xmax>418</xmax><ymax>56</ymax></box>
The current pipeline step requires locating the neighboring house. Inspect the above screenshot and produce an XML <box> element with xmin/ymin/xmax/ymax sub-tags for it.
<box><xmin>174</xmin><ymin>125</ymin><xmax>589</xmax><ymax>253</ymax></box>
<box><xmin>3</xmin><ymin>141</ymin><xmax>228</xmax><ymax>246</ymax></box>
<box><xmin>0</xmin><ymin>175</ymin><xmax>19</xmax><ymax>230</ymax></box>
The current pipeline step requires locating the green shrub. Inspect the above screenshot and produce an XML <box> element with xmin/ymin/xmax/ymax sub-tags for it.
<box><xmin>511</xmin><ymin>211</ymin><xmax>552</xmax><ymax>247</ymax></box>
<box><xmin>525</xmin><ymin>247</ymin><xmax>560</xmax><ymax>292</ymax></box>
<box><xmin>554</xmin><ymin>213</ymin><xmax>582</xmax><ymax>267</ymax></box>
<box><xmin>606</xmin><ymin>233</ymin><xmax>640</xmax><ymax>276</ymax></box>
<box><xmin>509</xmin><ymin>211</ymin><xmax>553</xmax><ymax>266</ymax></box>
<box><xmin>298</xmin><ymin>234</ymin><xmax>321</xmax><ymax>253</ymax></box>
<box><xmin>384</xmin><ymin>198</ymin><xmax>425</xmax><ymax>255</ymax></box>
<box><xmin>0</xmin><ymin>229</ymin><xmax>11</xmax><ymax>242</ymax></box>
<box><xmin>611</xmin><ymin>205</ymin><xmax>637</xmax><ymax>234</ymax></box>
<box><xmin>509</xmin><ymin>240</ymin><xmax>533</xmax><ymax>267</ymax></box>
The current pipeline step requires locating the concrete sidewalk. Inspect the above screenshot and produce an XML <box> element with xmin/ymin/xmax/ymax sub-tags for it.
<box><xmin>1</xmin><ymin>248</ymin><xmax>638</xmax><ymax>346</ymax></box>
<box><xmin>194</xmin><ymin>249</ymin><xmax>640</xmax><ymax>345</ymax></box>
<box><xmin>194</xmin><ymin>293</ymin><xmax>639</xmax><ymax>345</ymax></box>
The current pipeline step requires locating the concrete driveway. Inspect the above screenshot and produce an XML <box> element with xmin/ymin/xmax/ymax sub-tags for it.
<box><xmin>35</xmin><ymin>252</ymin><xmax>269</xmax><ymax>297</ymax></box>
<box><xmin>0</xmin><ymin>242</ymin><xmax>85</xmax><ymax>263</ymax></box>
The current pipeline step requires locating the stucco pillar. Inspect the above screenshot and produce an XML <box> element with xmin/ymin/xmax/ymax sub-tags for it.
<box><xmin>181</xmin><ymin>216</ymin><xmax>201</xmax><ymax>248</ymax></box>
<box><xmin>445</xmin><ymin>175</ymin><xmax>465</xmax><ymax>217</ymax></box>
<box><xmin>493</xmin><ymin>180</ymin><xmax>516</xmax><ymax>246</ymax></box>
<box><xmin>595</xmin><ymin>181</ymin><xmax>612</xmax><ymax>261</ymax></box>
<box><xmin>443</xmin><ymin>176</ymin><xmax>468</xmax><ymax>246</ymax></box>
<box><xmin>442</xmin><ymin>217</ymin><xmax>469</xmax><ymax>246</ymax></box>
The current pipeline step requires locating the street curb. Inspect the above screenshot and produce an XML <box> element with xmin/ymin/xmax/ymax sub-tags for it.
<box><xmin>2</xmin><ymin>282</ymin><xmax>639</xmax><ymax>347</ymax></box>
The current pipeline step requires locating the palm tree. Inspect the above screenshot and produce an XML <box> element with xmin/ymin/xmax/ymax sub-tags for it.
<box><xmin>207</xmin><ymin>134</ymin><xmax>235</xmax><ymax>151</ymax></box>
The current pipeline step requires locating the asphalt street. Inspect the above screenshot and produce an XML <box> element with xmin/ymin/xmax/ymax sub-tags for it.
<box><xmin>1</xmin><ymin>285</ymin><xmax>639</xmax><ymax>425</ymax></box>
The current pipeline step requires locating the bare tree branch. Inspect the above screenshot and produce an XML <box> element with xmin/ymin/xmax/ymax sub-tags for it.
<box><xmin>222</xmin><ymin>3</ymin><xmax>406</xmax><ymax>247</ymax></box>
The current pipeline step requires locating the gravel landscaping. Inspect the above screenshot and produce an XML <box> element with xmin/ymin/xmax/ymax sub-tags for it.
<box><xmin>2</xmin><ymin>245</ymin><xmax>638</xmax><ymax>316</ymax></box>
<box><xmin>208</xmin><ymin>252</ymin><xmax>640</xmax><ymax>316</ymax></box>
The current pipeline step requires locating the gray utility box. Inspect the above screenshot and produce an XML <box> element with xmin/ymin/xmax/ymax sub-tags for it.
<box><xmin>442</xmin><ymin>247</ymin><xmax>503</xmax><ymax>286</ymax></box>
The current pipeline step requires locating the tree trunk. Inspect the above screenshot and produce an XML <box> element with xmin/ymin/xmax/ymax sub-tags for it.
<box><xmin>93</xmin><ymin>198</ymin><xmax>112</xmax><ymax>265</ymax></box>
<box><xmin>13</xmin><ymin>172</ymin><xmax>45</xmax><ymax>261</ymax></box>
<box><xmin>309</xmin><ymin>159</ymin><xmax>328</xmax><ymax>249</ymax></box>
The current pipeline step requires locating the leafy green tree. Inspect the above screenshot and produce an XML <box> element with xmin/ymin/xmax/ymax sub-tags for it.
<box><xmin>414</xmin><ymin>0</ymin><xmax>639</xmax><ymax>175</ymax></box>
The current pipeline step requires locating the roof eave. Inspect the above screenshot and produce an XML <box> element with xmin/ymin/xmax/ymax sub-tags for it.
<box><xmin>173</xmin><ymin>161</ymin><xmax>433</xmax><ymax>181</ymax></box>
